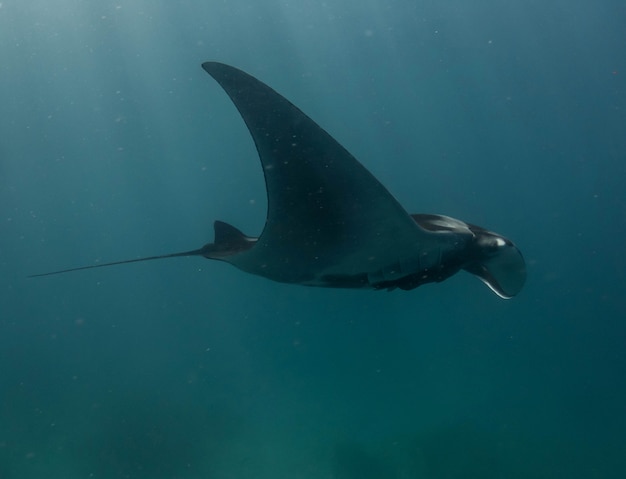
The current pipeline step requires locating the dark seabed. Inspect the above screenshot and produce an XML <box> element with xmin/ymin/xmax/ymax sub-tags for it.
<box><xmin>1</xmin><ymin>1</ymin><xmax>625</xmax><ymax>478</ymax></box>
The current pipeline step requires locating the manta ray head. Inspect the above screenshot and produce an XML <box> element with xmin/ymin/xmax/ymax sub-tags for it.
<box><xmin>410</xmin><ymin>214</ymin><xmax>526</xmax><ymax>299</ymax></box>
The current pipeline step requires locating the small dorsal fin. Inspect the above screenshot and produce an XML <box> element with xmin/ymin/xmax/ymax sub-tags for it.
<box><xmin>214</xmin><ymin>220</ymin><xmax>248</xmax><ymax>245</ymax></box>
<box><xmin>209</xmin><ymin>221</ymin><xmax>256</xmax><ymax>258</ymax></box>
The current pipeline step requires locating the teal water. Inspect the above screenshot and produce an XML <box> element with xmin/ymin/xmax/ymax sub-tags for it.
<box><xmin>1</xmin><ymin>1</ymin><xmax>625</xmax><ymax>477</ymax></box>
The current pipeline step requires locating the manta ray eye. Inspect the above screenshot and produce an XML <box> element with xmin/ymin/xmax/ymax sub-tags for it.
<box><xmin>477</xmin><ymin>235</ymin><xmax>505</xmax><ymax>255</ymax></box>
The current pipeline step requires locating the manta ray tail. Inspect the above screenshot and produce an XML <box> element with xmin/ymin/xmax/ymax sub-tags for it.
<box><xmin>29</xmin><ymin>221</ymin><xmax>255</xmax><ymax>278</ymax></box>
<box><xmin>28</xmin><ymin>248</ymin><xmax>207</xmax><ymax>278</ymax></box>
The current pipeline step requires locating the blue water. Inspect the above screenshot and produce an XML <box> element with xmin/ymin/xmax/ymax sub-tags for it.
<box><xmin>2</xmin><ymin>1</ymin><xmax>625</xmax><ymax>477</ymax></box>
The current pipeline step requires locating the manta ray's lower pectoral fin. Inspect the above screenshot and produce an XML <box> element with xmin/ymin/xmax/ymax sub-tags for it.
<box><xmin>463</xmin><ymin>241</ymin><xmax>526</xmax><ymax>299</ymax></box>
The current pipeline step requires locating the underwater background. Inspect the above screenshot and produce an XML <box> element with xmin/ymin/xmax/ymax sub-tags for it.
<box><xmin>1</xmin><ymin>1</ymin><xmax>625</xmax><ymax>477</ymax></box>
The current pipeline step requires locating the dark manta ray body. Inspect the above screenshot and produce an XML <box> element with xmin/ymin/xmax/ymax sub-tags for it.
<box><xmin>32</xmin><ymin>62</ymin><xmax>526</xmax><ymax>298</ymax></box>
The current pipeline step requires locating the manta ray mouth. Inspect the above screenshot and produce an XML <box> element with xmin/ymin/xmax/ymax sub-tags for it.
<box><xmin>464</xmin><ymin>242</ymin><xmax>526</xmax><ymax>299</ymax></box>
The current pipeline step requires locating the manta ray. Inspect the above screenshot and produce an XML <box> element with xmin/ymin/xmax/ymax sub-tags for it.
<box><xmin>31</xmin><ymin>62</ymin><xmax>526</xmax><ymax>298</ymax></box>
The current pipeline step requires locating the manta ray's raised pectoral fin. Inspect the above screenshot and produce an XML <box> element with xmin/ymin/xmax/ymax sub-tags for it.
<box><xmin>201</xmin><ymin>62</ymin><xmax>436</xmax><ymax>284</ymax></box>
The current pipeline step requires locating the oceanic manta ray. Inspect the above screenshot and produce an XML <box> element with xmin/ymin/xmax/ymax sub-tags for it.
<box><xmin>31</xmin><ymin>62</ymin><xmax>526</xmax><ymax>298</ymax></box>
